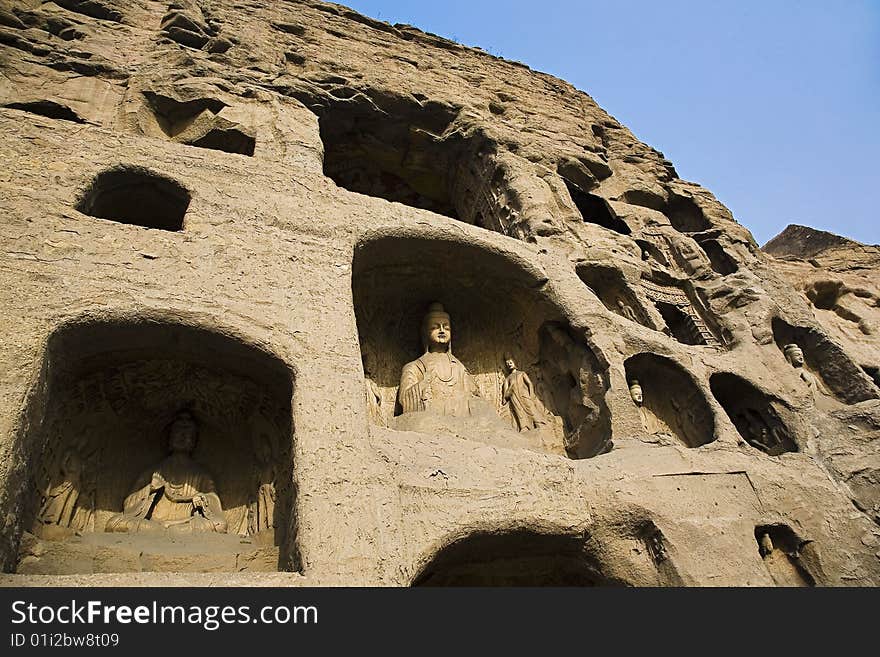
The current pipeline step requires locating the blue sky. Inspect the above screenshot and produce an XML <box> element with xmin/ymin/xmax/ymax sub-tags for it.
<box><xmin>342</xmin><ymin>1</ymin><xmax>878</xmax><ymax>245</ymax></box>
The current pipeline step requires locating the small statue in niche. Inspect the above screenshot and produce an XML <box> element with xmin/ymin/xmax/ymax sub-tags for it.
<box><xmin>671</xmin><ymin>235</ymin><xmax>712</xmax><ymax>278</ymax></box>
<box><xmin>36</xmin><ymin>448</ymin><xmax>83</xmax><ymax>530</ymax></box>
<box><xmin>629</xmin><ymin>379</ymin><xmax>668</xmax><ymax>436</ymax></box>
<box><xmin>247</xmin><ymin>432</ymin><xmax>276</xmax><ymax>536</ymax></box>
<box><xmin>501</xmin><ymin>354</ymin><xmax>545</xmax><ymax>432</ymax></box>
<box><xmin>363</xmin><ymin>354</ymin><xmax>387</xmax><ymax>427</ymax></box>
<box><xmin>783</xmin><ymin>344</ymin><xmax>823</xmax><ymax>396</ymax></box>
<box><xmin>105</xmin><ymin>411</ymin><xmax>228</xmax><ymax>535</ymax></box>
<box><xmin>398</xmin><ymin>303</ymin><xmax>478</xmax><ymax>418</ymax></box>
<box><xmin>645</xmin><ymin>530</ymin><xmax>668</xmax><ymax>564</ymax></box>
<box><xmin>759</xmin><ymin>531</ymin><xmax>774</xmax><ymax>558</ymax></box>
<box><xmin>616</xmin><ymin>299</ymin><xmax>640</xmax><ymax>324</ymax></box>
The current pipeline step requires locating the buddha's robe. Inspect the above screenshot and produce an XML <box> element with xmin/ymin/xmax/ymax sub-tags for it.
<box><xmin>399</xmin><ymin>353</ymin><xmax>475</xmax><ymax>418</ymax></box>
<box><xmin>503</xmin><ymin>370</ymin><xmax>541</xmax><ymax>431</ymax></box>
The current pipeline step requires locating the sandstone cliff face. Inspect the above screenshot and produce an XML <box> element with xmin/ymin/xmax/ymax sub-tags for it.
<box><xmin>0</xmin><ymin>0</ymin><xmax>877</xmax><ymax>585</ymax></box>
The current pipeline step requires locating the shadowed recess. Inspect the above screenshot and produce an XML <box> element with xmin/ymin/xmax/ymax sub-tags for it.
<box><xmin>771</xmin><ymin>316</ymin><xmax>879</xmax><ymax>404</ymax></box>
<box><xmin>412</xmin><ymin>530</ymin><xmax>618</xmax><ymax>586</ymax></box>
<box><xmin>3</xmin><ymin>100</ymin><xmax>87</xmax><ymax>123</ymax></box>
<box><xmin>709</xmin><ymin>372</ymin><xmax>798</xmax><ymax>455</ymax></box>
<box><xmin>75</xmin><ymin>166</ymin><xmax>190</xmax><ymax>230</ymax></box>
<box><xmin>624</xmin><ymin>353</ymin><xmax>715</xmax><ymax>447</ymax></box>
<box><xmin>7</xmin><ymin>317</ymin><xmax>299</xmax><ymax>575</ymax></box>
<box><xmin>564</xmin><ymin>181</ymin><xmax>630</xmax><ymax>235</ymax></box>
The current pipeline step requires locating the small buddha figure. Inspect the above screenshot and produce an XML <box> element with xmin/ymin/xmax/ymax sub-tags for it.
<box><xmin>783</xmin><ymin>344</ymin><xmax>821</xmax><ymax>395</ymax></box>
<box><xmin>398</xmin><ymin>303</ymin><xmax>477</xmax><ymax>418</ymax></box>
<box><xmin>106</xmin><ymin>411</ymin><xmax>227</xmax><ymax>535</ymax></box>
<box><xmin>616</xmin><ymin>299</ymin><xmax>639</xmax><ymax>324</ymax></box>
<box><xmin>363</xmin><ymin>354</ymin><xmax>387</xmax><ymax>427</ymax></box>
<box><xmin>501</xmin><ymin>354</ymin><xmax>544</xmax><ymax>432</ymax></box>
<box><xmin>629</xmin><ymin>379</ymin><xmax>666</xmax><ymax>435</ymax></box>
<box><xmin>759</xmin><ymin>532</ymin><xmax>774</xmax><ymax>558</ymax></box>
<box><xmin>247</xmin><ymin>432</ymin><xmax>276</xmax><ymax>536</ymax></box>
<box><xmin>36</xmin><ymin>448</ymin><xmax>83</xmax><ymax>530</ymax></box>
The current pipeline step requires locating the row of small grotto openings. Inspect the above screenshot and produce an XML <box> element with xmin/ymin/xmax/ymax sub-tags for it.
<box><xmin>352</xmin><ymin>233</ymin><xmax>613</xmax><ymax>459</ymax></box>
<box><xmin>6</xmin><ymin>318</ymin><xmax>299</xmax><ymax>575</ymax></box>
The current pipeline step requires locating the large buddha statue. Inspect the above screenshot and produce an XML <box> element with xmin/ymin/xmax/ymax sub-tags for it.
<box><xmin>398</xmin><ymin>302</ymin><xmax>477</xmax><ymax>418</ymax></box>
<box><xmin>105</xmin><ymin>411</ymin><xmax>228</xmax><ymax>535</ymax></box>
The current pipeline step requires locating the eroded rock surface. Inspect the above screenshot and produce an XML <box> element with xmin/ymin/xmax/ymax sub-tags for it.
<box><xmin>0</xmin><ymin>0</ymin><xmax>877</xmax><ymax>586</ymax></box>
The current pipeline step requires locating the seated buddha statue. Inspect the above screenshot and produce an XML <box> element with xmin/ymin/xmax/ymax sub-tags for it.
<box><xmin>105</xmin><ymin>411</ymin><xmax>227</xmax><ymax>535</ymax></box>
<box><xmin>398</xmin><ymin>302</ymin><xmax>478</xmax><ymax>418</ymax></box>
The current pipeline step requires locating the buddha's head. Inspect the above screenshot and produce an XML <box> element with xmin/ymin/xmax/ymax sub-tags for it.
<box><xmin>168</xmin><ymin>411</ymin><xmax>198</xmax><ymax>454</ymax></box>
<box><xmin>629</xmin><ymin>379</ymin><xmax>643</xmax><ymax>405</ymax></box>
<box><xmin>503</xmin><ymin>353</ymin><xmax>517</xmax><ymax>373</ymax></box>
<box><xmin>422</xmin><ymin>302</ymin><xmax>452</xmax><ymax>353</ymax></box>
<box><xmin>783</xmin><ymin>343</ymin><xmax>804</xmax><ymax>368</ymax></box>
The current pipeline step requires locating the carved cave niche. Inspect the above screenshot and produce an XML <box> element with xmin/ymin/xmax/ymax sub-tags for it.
<box><xmin>635</xmin><ymin>238</ymin><xmax>672</xmax><ymax>268</ymax></box>
<box><xmin>313</xmin><ymin>91</ymin><xmax>521</xmax><ymax>238</ymax></box>
<box><xmin>771</xmin><ymin>317</ymin><xmax>878</xmax><ymax>404</ymax></box>
<box><xmin>754</xmin><ymin>524</ymin><xmax>817</xmax><ymax>587</ymax></box>
<box><xmin>624</xmin><ymin>353</ymin><xmax>716</xmax><ymax>447</ymax></box>
<box><xmin>694</xmin><ymin>237</ymin><xmax>738</xmax><ymax>276</ymax></box>
<box><xmin>640</xmin><ymin>277</ymin><xmax>727</xmax><ymax>348</ymax></box>
<box><xmin>75</xmin><ymin>165</ymin><xmax>190</xmax><ymax>231</ymax></box>
<box><xmin>665</xmin><ymin>194</ymin><xmax>711</xmax><ymax>233</ymax></box>
<box><xmin>352</xmin><ymin>234</ymin><xmax>612</xmax><ymax>459</ymax></box>
<box><xmin>141</xmin><ymin>91</ymin><xmax>256</xmax><ymax>156</ymax></box>
<box><xmin>575</xmin><ymin>264</ymin><xmax>654</xmax><ymax>328</ymax></box>
<box><xmin>411</xmin><ymin>530</ymin><xmax>621</xmax><ymax>586</ymax></box>
<box><xmin>12</xmin><ymin>319</ymin><xmax>298</xmax><ymax>575</ymax></box>
<box><xmin>709</xmin><ymin>372</ymin><xmax>799</xmax><ymax>456</ymax></box>
<box><xmin>563</xmin><ymin>181</ymin><xmax>631</xmax><ymax>235</ymax></box>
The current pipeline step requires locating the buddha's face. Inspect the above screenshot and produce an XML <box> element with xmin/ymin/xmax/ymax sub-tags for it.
<box><xmin>787</xmin><ymin>347</ymin><xmax>804</xmax><ymax>367</ymax></box>
<box><xmin>169</xmin><ymin>418</ymin><xmax>197</xmax><ymax>453</ymax></box>
<box><xmin>630</xmin><ymin>385</ymin><xmax>643</xmax><ymax>405</ymax></box>
<box><xmin>426</xmin><ymin>318</ymin><xmax>451</xmax><ymax>348</ymax></box>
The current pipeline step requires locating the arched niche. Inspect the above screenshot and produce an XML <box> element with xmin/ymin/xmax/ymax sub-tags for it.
<box><xmin>755</xmin><ymin>524</ymin><xmax>817</xmax><ymax>587</ymax></box>
<box><xmin>75</xmin><ymin>166</ymin><xmax>190</xmax><ymax>231</ymax></box>
<box><xmin>10</xmin><ymin>317</ymin><xmax>298</xmax><ymax>575</ymax></box>
<box><xmin>640</xmin><ymin>277</ymin><xmax>726</xmax><ymax>348</ymax></box>
<box><xmin>624</xmin><ymin>353</ymin><xmax>716</xmax><ymax>447</ymax></box>
<box><xmin>772</xmin><ymin>317</ymin><xmax>879</xmax><ymax>404</ymax></box>
<box><xmin>575</xmin><ymin>264</ymin><xmax>654</xmax><ymax>329</ymax></box>
<box><xmin>411</xmin><ymin>530</ymin><xmax>619</xmax><ymax>586</ymax></box>
<box><xmin>352</xmin><ymin>233</ymin><xmax>612</xmax><ymax>459</ymax></box>
<box><xmin>709</xmin><ymin>373</ymin><xmax>798</xmax><ymax>455</ymax></box>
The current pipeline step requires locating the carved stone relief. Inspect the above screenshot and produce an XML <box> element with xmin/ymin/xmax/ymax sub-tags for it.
<box><xmin>640</xmin><ymin>279</ymin><xmax>723</xmax><ymax>347</ymax></box>
<box><xmin>353</xmin><ymin>236</ymin><xmax>611</xmax><ymax>459</ymax></box>
<box><xmin>18</xmin><ymin>341</ymin><xmax>295</xmax><ymax>575</ymax></box>
<box><xmin>710</xmin><ymin>373</ymin><xmax>798</xmax><ymax>455</ymax></box>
